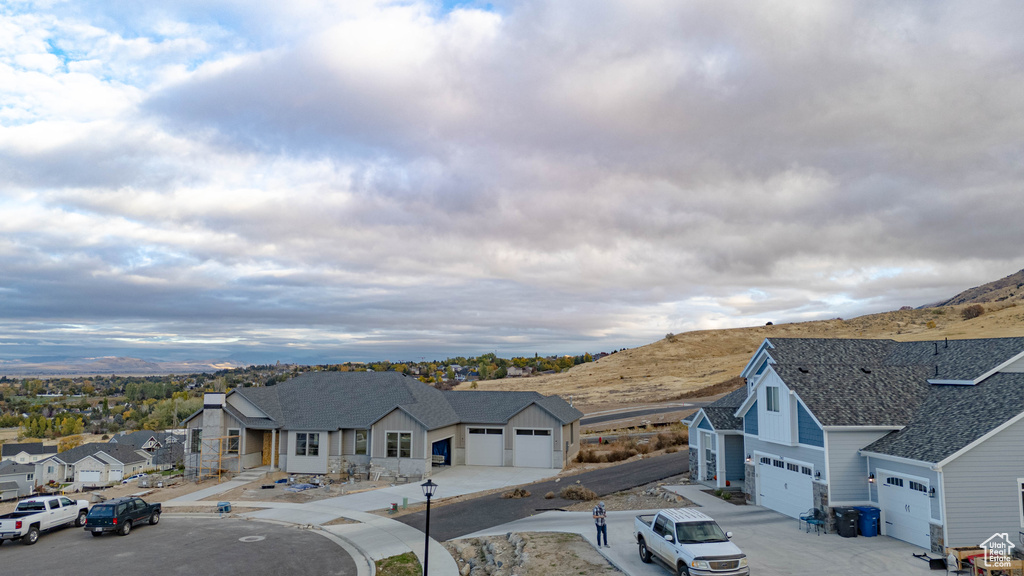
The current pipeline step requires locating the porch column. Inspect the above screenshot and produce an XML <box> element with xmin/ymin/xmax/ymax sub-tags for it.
<box><xmin>272</xmin><ymin>429</ymin><xmax>277</xmax><ymax>470</ymax></box>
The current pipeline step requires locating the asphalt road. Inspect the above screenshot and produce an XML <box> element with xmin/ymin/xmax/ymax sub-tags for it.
<box><xmin>581</xmin><ymin>402</ymin><xmax>709</xmax><ymax>425</ymax></box>
<box><xmin>397</xmin><ymin>450</ymin><xmax>690</xmax><ymax>541</ymax></box>
<box><xmin>0</xmin><ymin>517</ymin><xmax>357</xmax><ymax>576</ymax></box>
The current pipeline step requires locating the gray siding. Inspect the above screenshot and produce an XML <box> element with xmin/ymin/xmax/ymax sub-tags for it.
<box><xmin>744</xmin><ymin>401</ymin><xmax>758</xmax><ymax>435</ymax></box>
<box><xmin>797</xmin><ymin>404</ymin><xmax>823</xmax><ymax>447</ymax></box>
<box><xmin>745</xmin><ymin>436</ymin><xmax>825</xmax><ymax>474</ymax></box>
<box><xmin>866</xmin><ymin>456</ymin><xmax>940</xmax><ymax>521</ymax></box>
<box><xmin>724</xmin><ymin>434</ymin><xmax>745</xmax><ymax>481</ymax></box>
<box><xmin>371</xmin><ymin>409</ymin><xmax>427</xmax><ymax>459</ymax></box>
<box><xmin>698</xmin><ymin>417</ymin><xmax>713</xmax><ymax>431</ymax></box>
<box><xmin>507</xmin><ymin>405</ymin><xmax>563</xmax><ymax>449</ymax></box>
<box><xmin>826</xmin><ymin>430</ymin><xmax>889</xmax><ymax>503</ymax></box>
<box><xmin>941</xmin><ymin>415</ymin><xmax>1024</xmax><ymax>546</ymax></box>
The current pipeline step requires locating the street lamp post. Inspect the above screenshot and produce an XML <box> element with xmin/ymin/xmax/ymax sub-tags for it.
<box><xmin>421</xmin><ymin>479</ymin><xmax>438</xmax><ymax>576</ymax></box>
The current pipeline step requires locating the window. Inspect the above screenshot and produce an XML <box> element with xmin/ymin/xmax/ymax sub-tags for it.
<box><xmin>909</xmin><ymin>481</ymin><xmax>927</xmax><ymax>493</ymax></box>
<box><xmin>27</xmin><ymin>473</ymin><xmax>33</xmax><ymax>481</ymax></box>
<box><xmin>787</xmin><ymin>463</ymin><xmax>800</xmax><ymax>472</ymax></box>
<box><xmin>295</xmin><ymin>432</ymin><xmax>320</xmax><ymax>457</ymax></box>
<box><xmin>355</xmin><ymin>430</ymin><xmax>368</xmax><ymax>455</ymax></box>
<box><xmin>60</xmin><ymin>497</ymin><xmax>73</xmax><ymax>507</ymax></box>
<box><xmin>886</xmin><ymin>477</ymin><xmax>904</xmax><ymax>487</ymax></box>
<box><xmin>227</xmin><ymin>428</ymin><xmax>240</xmax><ymax>454</ymax></box>
<box><xmin>759</xmin><ymin>457</ymin><xmax>771</xmax><ymax>465</ymax></box>
<box><xmin>766</xmin><ymin>386</ymin><xmax>780</xmax><ymax>412</ymax></box>
<box><xmin>386</xmin><ymin>432</ymin><xmax>412</xmax><ymax>458</ymax></box>
<box><xmin>189</xmin><ymin>429</ymin><xmax>202</xmax><ymax>453</ymax></box>
<box><xmin>773</xmin><ymin>459</ymin><xmax>784</xmax><ymax>468</ymax></box>
<box><xmin>1018</xmin><ymin>480</ymin><xmax>1024</xmax><ymax>527</ymax></box>
<box><xmin>801</xmin><ymin>466</ymin><xmax>812</xmax><ymax>476</ymax></box>
<box><xmin>47</xmin><ymin>465</ymin><xmax>54</xmax><ymax>474</ymax></box>
<box><xmin>702</xmin><ymin>432</ymin><xmax>716</xmax><ymax>462</ymax></box>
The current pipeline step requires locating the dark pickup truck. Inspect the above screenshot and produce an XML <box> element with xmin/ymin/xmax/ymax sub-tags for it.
<box><xmin>84</xmin><ymin>497</ymin><xmax>161</xmax><ymax>536</ymax></box>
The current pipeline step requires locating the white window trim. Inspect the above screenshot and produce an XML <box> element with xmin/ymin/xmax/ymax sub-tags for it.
<box><xmin>766</xmin><ymin>386</ymin><xmax>780</xmax><ymax>412</ymax></box>
<box><xmin>385</xmin><ymin>430</ymin><xmax>413</xmax><ymax>459</ymax></box>
<box><xmin>1018</xmin><ymin>477</ymin><xmax>1024</xmax><ymax>528</ymax></box>
<box><xmin>293</xmin><ymin>431</ymin><xmax>322</xmax><ymax>457</ymax></box>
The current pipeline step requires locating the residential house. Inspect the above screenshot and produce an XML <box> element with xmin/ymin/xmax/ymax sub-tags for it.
<box><xmin>108</xmin><ymin>431</ymin><xmax>184</xmax><ymax>470</ymax></box>
<box><xmin>0</xmin><ymin>460</ymin><xmax>36</xmax><ymax>500</ymax></box>
<box><xmin>182</xmin><ymin>371</ymin><xmax>582</xmax><ymax>479</ymax></box>
<box><xmin>35</xmin><ymin>443</ymin><xmax>150</xmax><ymax>487</ymax></box>
<box><xmin>688</xmin><ymin>336</ymin><xmax>1024</xmax><ymax>553</ymax></box>
<box><xmin>1</xmin><ymin>442</ymin><xmax>58</xmax><ymax>464</ymax></box>
<box><xmin>683</xmin><ymin>387</ymin><xmax>747</xmax><ymax>488</ymax></box>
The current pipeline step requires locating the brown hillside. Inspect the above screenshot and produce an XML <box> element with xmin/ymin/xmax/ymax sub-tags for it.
<box><xmin>458</xmin><ymin>302</ymin><xmax>1024</xmax><ymax>409</ymax></box>
<box><xmin>935</xmin><ymin>269</ymin><xmax>1024</xmax><ymax>307</ymax></box>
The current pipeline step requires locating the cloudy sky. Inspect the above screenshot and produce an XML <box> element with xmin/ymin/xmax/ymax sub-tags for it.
<box><xmin>2</xmin><ymin>1</ymin><xmax>1023</xmax><ymax>364</ymax></box>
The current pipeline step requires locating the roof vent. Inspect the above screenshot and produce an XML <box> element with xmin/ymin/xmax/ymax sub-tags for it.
<box><xmin>860</xmin><ymin>367</ymin><xmax>871</xmax><ymax>374</ymax></box>
<box><xmin>798</xmin><ymin>367</ymin><xmax>809</xmax><ymax>373</ymax></box>
<box><xmin>934</xmin><ymin>342</ymin><xmax>939</xmax><ymax>356</ymax></box>
<box><xmin>934</xmin><ymin>365</ymin><xmax>939</xmax><ymax>377</ymax></box>
<box><xmin>945</xmin><ymin>337</ymin><xmax>949</xmax><ymax>349</ymax></box>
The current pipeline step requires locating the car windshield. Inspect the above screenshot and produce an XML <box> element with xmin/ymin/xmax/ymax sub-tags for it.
<box><xmin>675</xmin><ymin>521</ymin><xmax>729</xmax><ymax>544</ymax></box>
<box><xmin>16</xmin><ymin>501</ymin><xmax>46</xmax><ymax>511</ymax></box>
<box><xmin>89</xmin><ymin>506</ymin><xmax>115</xmax><ymax>518</ymax></box>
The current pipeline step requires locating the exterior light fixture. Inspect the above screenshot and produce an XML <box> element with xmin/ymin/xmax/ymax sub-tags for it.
<box><xmin>929</xmin><ymin>487</ymin><xmax>936</xmax><ymax>498</ymax></box>
<box><xmin>814</xmin><ymin>471</ymin><xmax>821</xmax><ymax>480</ymax></box>
<box><xmin>745</xmin><ymin>454</ymin><xmax>751</xmax><ymax>463</ymax></box>
<box><xmin>868</xmin><ymin>474</ymin><xmax>875</xmax><ymax>484</ymax></box>
<box><xmin>421</xmin><ymin>479</ymin><xmax>438</xmax><ymax>576</ymax></box>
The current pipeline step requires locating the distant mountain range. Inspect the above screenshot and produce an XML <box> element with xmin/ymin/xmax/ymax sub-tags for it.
<box><xmin>4</xmin><ymin>268</ymin><xmax>1023</xmax><ymax>379</ymax></box>
<box><xmin>932</xmin><ymin>268</ymin><xmax>1024</xmax><ymax>307</ymax></box>
<box><xmin>0</xmin><ymin>356</ymin><xmax>242</xmax><ymax>377</ymax></box>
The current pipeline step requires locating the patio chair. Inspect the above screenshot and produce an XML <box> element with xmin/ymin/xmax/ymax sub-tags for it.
<box><xmin>945</xmin><ymin>553</ymin><xmax>970</xmax><ymax>575</ymax></box>
<box><xmin>798</xmin><ymin>508</ymin><xmax>826</xmax><ymax>535</ymax></box>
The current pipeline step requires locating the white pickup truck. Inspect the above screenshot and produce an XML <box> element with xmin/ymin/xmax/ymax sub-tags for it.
<box><xmin>633</xmin><ymin>508</ymin><xmax>749</xmax><ymax>576</ymax></box>
<box><xmin>0</xmin><ymin>495</ymin><xmax>90</xmax><ymax>545</ymax></box>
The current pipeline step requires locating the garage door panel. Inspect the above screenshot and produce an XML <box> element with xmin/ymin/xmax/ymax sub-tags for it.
<box><xmin>467</xmin><ymin>428</ymin><xmax>503</xmax><ymax>466</ymax></box>
<box><xmin>513</xmin><ymin>430</ymin><xmax>552</xmax><ymax>468</ymax></box>
<box><xmin>879</xmin><ymin>474</ymin><xmax>931</xmax><ymax>549</ymax></box>
<box><xmin>758</xmin><ymin>461</ymin><xmax>813</xmax><ymax>519</ymax></box>
<box><xmin>79</xmin><ymin>471</ymin><xmax>101</xmax><ymax>482</ymax></box>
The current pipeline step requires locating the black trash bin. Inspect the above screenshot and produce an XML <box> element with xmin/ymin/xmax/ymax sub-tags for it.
<box><xmin>834</xmin><ymin>507</ymin><xmax>859</xmax><ymax>538</ymax></box>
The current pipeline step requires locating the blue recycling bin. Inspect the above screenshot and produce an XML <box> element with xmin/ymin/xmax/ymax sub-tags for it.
<box><xmin>854</xmin><ymin>506</ymin><xmax>879</xmax><ymax>537</ymax></box>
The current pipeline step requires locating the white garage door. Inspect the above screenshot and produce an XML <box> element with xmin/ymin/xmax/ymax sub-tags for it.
<box><xmin>758</xmin><ymin>458</ymin><xmax>813</xmax><ymax>519</ymax></box>
<box><xmin>79</xmin><ymin>471</ymin><xmax>101</xmax><ymax>482</ymax></box>
<box><xmin>878</xmin><ymin>473</ymin><xmax>931</xmax><ymax>549</ymax></box>
<box><xmin>466</xmin><ymin>428</ymin><xmax>504</xmax><ymax>466</ymax></box>
<box><xmin>513</xmin><ymin>429</ymin><xmax>552</xmax><ymax>468</ymax></box>
<box><xmin>109</xmin><ymin>470</ymin><xmax>123</xmax><ymax>481</ymax></box>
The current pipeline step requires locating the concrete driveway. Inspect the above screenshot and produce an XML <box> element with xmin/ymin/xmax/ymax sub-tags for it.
<box><xmin>317</xmin><ymin>465</ymin><xmax>559</xmax><ymax>512</ymax></box>
<box><xmin>463</xmin><ymin>485</ymin><xmax>935</xmax><ymax>576</ymax></box>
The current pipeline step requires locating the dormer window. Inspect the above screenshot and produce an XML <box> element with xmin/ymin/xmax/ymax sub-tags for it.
<box><xmin>766</xmin><ymin>386</ymin><xmax>780</xmax><ymax>412</ymax></box>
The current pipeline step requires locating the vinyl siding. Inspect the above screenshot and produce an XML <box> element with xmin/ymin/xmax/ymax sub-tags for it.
<box><xmin>758</xmin><ymin>370</ymin><xmax>794</xmax><ymax>444</ymax></box>
<box><xmin>506</xmin><ymin>404</ymin><xmax>562</xmax><ymax>449</ymax></box>
<box><xmin>371</xmin><ymin>409</ymin><xmax>427</xmax><ymax>459</ymax></box>
<box><xmin>745</xmin><ymin>436</ymin><xmax>825</xmax><ymax>475</ymax></box>
<box><xmin>797</xmin><ymin>403</ymin><xmax>824</xmax><ymax>447</ymax></box>
<box><xmin>744</xmin><ymin>401</ymin><xmax>758</xmax><ymax>435</ymax></box>
<box><xmin>698</xmin><ymin>417</ymin><xmax>713</xmax><ymax>431</ymax></box>
<box><xmin>724</xmin><ymin>434</ymin><xmax>745</xmax><ymax>481</ymax></box>
<box><xmin>826</xmin><ymin>430</ymin><xmax>889</xmax><ymax>503</ymax></box>
<box><xmin>865</xmin><ymin>456</ymin><xmax>940</xmax><ymax>520</ymax></box>
<box><xmin>941</xmin><ymin>415</ymin><xmax>1024</xmax><ymax>546</ymax></box>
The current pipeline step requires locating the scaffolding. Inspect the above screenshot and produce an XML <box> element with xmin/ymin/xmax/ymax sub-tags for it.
<box><xmin>190</xmin><ymin>433</ymin><xmax>240</xmax><ymax>483</ymax></box>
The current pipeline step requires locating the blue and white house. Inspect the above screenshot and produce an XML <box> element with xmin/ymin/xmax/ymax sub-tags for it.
<box><xmin>688</xmin><ymin>336</ymin><xmax>1024</xmax><ymax>553</ymax></box>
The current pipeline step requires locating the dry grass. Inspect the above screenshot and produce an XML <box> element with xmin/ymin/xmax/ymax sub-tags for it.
<box><xmin>456</xmin><ymin>303</ymin><xmax>1024</xmax><ymax>408</ymax></box>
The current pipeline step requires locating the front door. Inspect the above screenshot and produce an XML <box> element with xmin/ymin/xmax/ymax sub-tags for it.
<box><xmin>262</xmin><ymin>432</ymin><xmax>273</xmax><ymax>466</ymax></box>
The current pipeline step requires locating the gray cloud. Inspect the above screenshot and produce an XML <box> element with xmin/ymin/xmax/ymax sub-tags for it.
<box><xmin>1</xmin><ymin>1</ymin><xmax>1023</xmax><ymax>363</ymax></box>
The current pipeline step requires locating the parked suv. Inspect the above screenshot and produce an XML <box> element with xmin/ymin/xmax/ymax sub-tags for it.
<box><xmin>84</xmin><ymin>497</ymin><xmax>161</xmax><ymax>536</ymax></box>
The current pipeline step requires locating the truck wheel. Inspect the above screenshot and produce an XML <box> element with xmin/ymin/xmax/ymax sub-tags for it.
<box><xmin>75</xmin><ymin>510</ymin><xmax>88</xmax><ymax>527</ymax></box>
<box><xmin>676</xmin><ymin>564</ymin><xmax>689</xmax><ymax>576</ymax></box>
<box><xmin>638</xmin><ymin>538</ymin><xmax>652</xmax><ymax>563</ymax></box>
<box><xmin>23</xmin><ymin>526</ymin><xmax>39</xmax><ymax>546</ymax></box>
<box><xmin>149</xmin><ymin>512</ymin><xmax>160</xmax><ymax>525</ymax></box>
<box><xmin>119</xmin><ymin>520</ymin><xmax>132</xmax><ymax>536</ymax></box>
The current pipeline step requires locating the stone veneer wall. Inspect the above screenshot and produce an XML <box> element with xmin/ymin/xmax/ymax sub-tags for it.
<box><xmin>930</xmin><ymin>524</ymin><xmax>944</xmax><ymax>554</ymax></box>
<box><xmin>743</xmin><ymin>462</ymin><xmax>756</xmax><ymax>501</ymax></box>
<box><xmin>688</xmin><ymin>448</ymin><xmax>699</xmax><ymax>482</ymax></box>
<box><xmin>705</xmin><ymin>452</ymin><xmax>717</xmax><ymax>482</ymax></box>
<box><xmin>813</xmin><ymin>482</ymin><xmax>833</xmax><ymax>533</ymax></box>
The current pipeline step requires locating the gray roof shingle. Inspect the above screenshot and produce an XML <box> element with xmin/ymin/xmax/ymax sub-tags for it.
<box><xmin>442</xmin><ymin>391</ymin><xmax>583</xmax><ymax>425</ymax></box>
<box><xmin>2</xmin><ymin>443</ymin><xmax>58</xmax><ymax>457</ymax></box>
<box><xmin>49</xmin><ymin>443</ymin><xmax>146</xmax><ymax>466</ymax></box>
<box><xmin>698</xmin><ymin>387</ymin><xmax>748</xmax><ymax>430</ymax></box>
<box><xmin>862</xmin><ymin>372</ymin><xmax>1024</xmax><ymax>463</ymax></box>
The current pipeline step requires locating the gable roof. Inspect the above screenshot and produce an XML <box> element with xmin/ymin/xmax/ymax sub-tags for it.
<box><xmin>224</xmin><ymin>372</ymin><xmax>582</xmax><ymax>431</ymax></box>
<box><xmin>441</xmin><ymin>391</ymin><xmax>583</xmax><ymax>425</ymax></box>
<box><xmin>861</xmin><ymin>371</ymin><xmax>1024</xmax><ymax>464</ymax></box>
<box><xmin>48</xmin><ymin>443</ymin><xmax>146</xmax><ymax>466</ymax></box>
<box><xmin>108</xmin><ymin>431</ymin><xmax>182</xmax><ymax>450</ymax></box>
<box><xmin>0</xmin><ymin>460</ymin><xmax>36</xmax><ymax>475</ymax></box>
<box><xmin>1</xmin><ymin>443</ymin><xmax>58</xmax><ymax>457</ymax></box>
<box><xmin>696</xmin><ymin>387</ymin><xmax>748</xmax><ymax>431</ymax></box>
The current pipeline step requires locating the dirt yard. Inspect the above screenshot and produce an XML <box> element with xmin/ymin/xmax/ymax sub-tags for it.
<box><xmin>445</xmin><ymin>532</ymin><xmax>622</xmax><ymax>576</ymax></box>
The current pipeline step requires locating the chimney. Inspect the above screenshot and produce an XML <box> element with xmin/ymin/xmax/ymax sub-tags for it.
<box><xmin>203</xmin><ymin>392</ymin><xmax>226</xmax><ymax>408</ymax></box>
